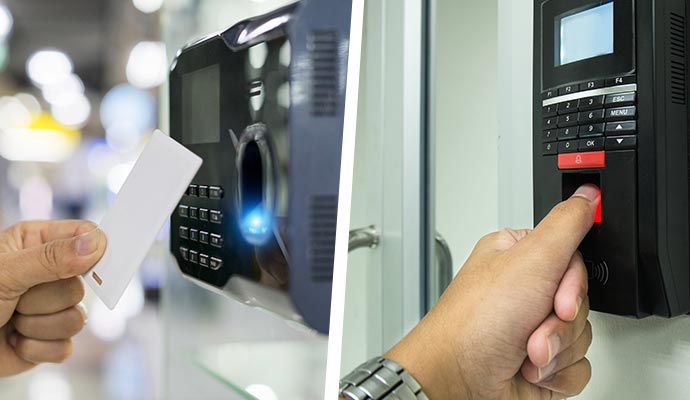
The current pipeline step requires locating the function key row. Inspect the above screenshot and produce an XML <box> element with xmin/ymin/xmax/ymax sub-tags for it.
<box><xmin>543</xmin><ymin>121</ymin><xmax>637</xmax><ymax>142</ymax></box>
<box><xmin>543</xmin><ymin>136</ymin><xmax>637</xmax><ymax>155</ymax></box>
<box><xmin>543</xmin><ymin>92</ymin><xmax>636</xmax><ymax>116</ymax></box>
<box><xmin>179</xmin><ymin>226</ymin><xmax>224</xmax><ymax>248</ymax></box>
<box><xmin>542</xmin><ymin>106</ymin><xmax>637</xmax><ymax>129</ymax></box>
<box><xmin>187</xmin><ymin>184</ymin><xmax>224</xmax><ymax>199</ymax></box>
<box><xmin>179</xmin><ymin>247</ymin><xmax>223</xmax><ymax>270</ymax></box>
<box><xmin>178</xmin><ymin>205</ymin><xmax>223</xmax><ymax>224</ymax></box>
<box><xmin>542</xmin><ymin>75</ymin><xmax>636</xmax><ymax>99</ymax></box>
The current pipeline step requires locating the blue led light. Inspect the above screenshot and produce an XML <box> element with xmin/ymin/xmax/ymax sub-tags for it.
<box><xmin>241</xmin><ymin>206</ymin><xmax>272</xmax><ymax>245</ymax></box>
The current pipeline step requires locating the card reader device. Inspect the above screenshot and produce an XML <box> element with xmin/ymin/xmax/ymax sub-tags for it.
<box><xmin>533</xmin><ymin>0</ymin><xmax>690</xmax><ymax>317</ymax></box>
<box><xmin>169</xmin><ymin>0</ymin><xmax>353</xmax><ymax>333</ymax></box>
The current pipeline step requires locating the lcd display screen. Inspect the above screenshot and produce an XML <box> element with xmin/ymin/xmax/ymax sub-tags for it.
<box><xmin>557</xmin><ymin>2</ymin><xmax>614</xmax><ymax>66</ymax></box>
<box><xmin>182</xmin><ymin>64</ymin><xmax>220</xmax><ymax>145</ymax></box>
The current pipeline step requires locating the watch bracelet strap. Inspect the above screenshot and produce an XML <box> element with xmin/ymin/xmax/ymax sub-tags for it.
<box><xmin>339</xmin><ymin>357</ymin><xmax>429</xmax><ymax>400</ymax></box>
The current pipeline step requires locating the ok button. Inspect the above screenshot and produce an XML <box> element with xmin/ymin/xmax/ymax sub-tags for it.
<box><xmin>579</xmin><ymin>137</ymin><xmax>605</xmax><ymax>151</ymax></box>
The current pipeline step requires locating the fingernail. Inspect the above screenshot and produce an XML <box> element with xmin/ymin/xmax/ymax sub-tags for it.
<box><xmin>547</xmin><ymin>334</ymin><xmax>561</xmax><ymax>364</ymax></box>
<box><xmin>572</xmin><ymin>184</ymin><xmax>600</xmax><ymax>202</ymax></box>
<box><xmin>7</xmin><ymin>332</ymin><xmax>17</xmax><ymax>347</ymax></box>
<box><xmin>75</xmin><ymin>229</ymin><xmax>102</xmax><ymax>256</ymax></box>
<box><xmin>574</xmin><ymin>296</ymin><xmax>584</xmax><ymax>319</ymax></box>
<box><xmin>537</xmin><ymin>358</ymin><xmax>558</xmax><ymax>382</ymax></box>
<box><xmin>75</xmin><ymin>303</ymin><xmax>88</xmax><ymax>324</ymax></box>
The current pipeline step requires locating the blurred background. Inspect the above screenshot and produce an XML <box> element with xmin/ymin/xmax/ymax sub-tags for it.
<box><xmin>0</xmin><ymin>0</ymin><xmax>325</xmax><ymax>399</ymax></box>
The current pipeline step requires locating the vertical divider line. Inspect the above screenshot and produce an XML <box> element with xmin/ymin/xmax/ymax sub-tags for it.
<box><xmin>324</xmin><ymin>0</ymin><xmax>366</xmax><ymax>397</ymax></box>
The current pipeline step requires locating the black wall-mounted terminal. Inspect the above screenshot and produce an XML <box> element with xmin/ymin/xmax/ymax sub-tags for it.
<box><xmin>168</xmin><ymin>0</ymin><xmax>353</xmax><ymax>333</ymax></box>
<box><xmin>533</xmin><ymin>0</ymin><xmax>690</xmax><ymax>317</ymax></box>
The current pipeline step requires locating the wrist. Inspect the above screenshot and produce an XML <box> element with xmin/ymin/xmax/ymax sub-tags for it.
<box><xmin>385</xmin><ymin>315</ymin><xmax>472</xmax><ymax>400</ymax></box>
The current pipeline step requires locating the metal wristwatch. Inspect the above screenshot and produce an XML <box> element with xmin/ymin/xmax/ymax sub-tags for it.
<box><xmin>340</xmin><ymin>357</ymin><xmax>429</xmax><ymax>399</ymax></box>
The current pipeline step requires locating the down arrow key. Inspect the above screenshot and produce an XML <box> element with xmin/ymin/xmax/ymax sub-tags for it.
<box><xmin>605</xmin><ymin>135</ymin><xmax>637</xmax><ymax>150</ymax></box>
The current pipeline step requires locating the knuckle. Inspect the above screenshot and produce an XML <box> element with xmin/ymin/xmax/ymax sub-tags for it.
<box><xmin>583</xmin><ymin>321</ymin><xmax>593</xmax><ymax>349</ymax></box>
<box><xmin>11</xmin><ymin>314</ymin><xmax>28</xmax><ymax>331</ymax></box>
<box><xmin>66</xmin><ymin>278</ymin><xmax>86</xmax><ymax>305</ymax></box>
<box><xmin>40</xmin><ymin>243</ymin><xmax>62</xmax><ymax>276</ymax></box>
<box><xmin>67</xmin><ymin>308</ymin><xmax>86</xmax><ymax>334</ymax></box>
<box><xmin>564</xmin><ymin>359</ymin><xmax>592</xmax><ymax>397</ymax></box>
<box><xmin>14</xmin><ymin>338</ymin><xmax>34</xmax><ymax>362</ymax></box>
<box><xmin>477</xmin><ymin>232</ymin><xmax>500</xmax><ymax>247</ymax></box>
<box><xmin>56</xmin><ymin>341</ymin><xmax>74</xmax><ymax>363</ymax></box>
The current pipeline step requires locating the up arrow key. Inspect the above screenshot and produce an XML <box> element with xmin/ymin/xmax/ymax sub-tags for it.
<box><xmin>606</xmin><ymin>121</ymin><xmax>637</xmax><ymax>134</ymax></box>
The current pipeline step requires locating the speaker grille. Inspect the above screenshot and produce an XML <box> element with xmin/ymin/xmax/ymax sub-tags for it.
<box><xmin>309</xmin><ymin>195</ymin><xmax>337</xmax><ymax>282</ymax></box>
<box><xmin>308</xmin><ymin>30</ymin><xmax>339</xmax><ymax>117</ymax></box>
<box><xmin>669</xmin><ymin>12</ymin><xmax>686</xmax><ymax>105</ymax></box>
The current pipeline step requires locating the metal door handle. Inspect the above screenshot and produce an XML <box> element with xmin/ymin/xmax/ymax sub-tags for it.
<box><xmin>349</xmin><ymin>226</ymin><xmax>380</xmax><ymax>252</ymax></box>
<box><xmin>430</xmin><ymin>232</ymin><xmax>453</xmax><ymax>303</ymax></box>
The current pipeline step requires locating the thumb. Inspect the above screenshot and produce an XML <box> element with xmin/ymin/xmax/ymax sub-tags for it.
<box><xmin>514</xmin><ymin>184</ymin><xmax>600</xmax><ymax>281</ymax></box>
<box><xmin>0</xmin><ymin>226</ymin><xmax>106</xmax><ymax>294</ymax></box>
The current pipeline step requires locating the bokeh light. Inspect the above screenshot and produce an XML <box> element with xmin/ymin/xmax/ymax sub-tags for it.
<box><xmin>100</xmin><ymin>85</ymin><xmax>156</xmax><ymax>132</ymax></box>
<box><xmin>0</xmin><ymin>4</ymin><xmax>13</xmax><ymax>41</ymax></box>
<box><xmin>15</xmin><ymin>92</ymin><xmax>41</xmax><ymax>115</ymax></box>
<box><xmin>107</xmin><ymin>161</ymin><xmax>136</xmax><ymax>194</ymax></box>
<box><xmin>100</xmin><ymin>85</ymin><xmax>156</xmax><ymax>153</ymax></box>
<box><xmin>245</xmin><ymin>384</ymin><xmax>278</xmax><ymax>400</ymax></box>
<box><xmin>126</xmin><ymin>41</ymin><xmax>167</xmax><ymax>89</ymax></box>
<box><xmin>28</xmin><ymin>370</ymin><xmax>73</xmax><ymax>400</ymax></box>
<box><xmin>0</xmin><ymin>112</ymin><xmax>80</xmax><ymax>163</ymax></box>
<box><xmin>51</xmin><ymin>93</ymin><xmax>91</xmax><ymax>127</ymax></box>
<box><xmin>132</xmin><ymin>0</ymin><xmax>164</xmax><ymax>14</ymax></box>
<box><xmin>26</xmin><ymin>49</ymin><xmax>73</xmax><ymax>87</ymax></box>
<box><xmin>42</xmin><ymin>74</ymin><xmax>85</xmax><ymax>106</ymax></box>
<box><xmin>0</xmin><ymin>95</ymin><xmax>31</xmax><ymax>130</ymax></box>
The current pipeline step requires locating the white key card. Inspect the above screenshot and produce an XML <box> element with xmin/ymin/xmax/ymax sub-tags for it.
<box><xmin>84</xmin><ymin>130</ymin><xmax>202</xmax><ymax>309</ymax></box>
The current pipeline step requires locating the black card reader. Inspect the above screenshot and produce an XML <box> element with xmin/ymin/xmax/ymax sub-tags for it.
<box><xmin>533</xmin><ymin>0</ymin><xmax>690</xmax><ymax>317</ymax></box>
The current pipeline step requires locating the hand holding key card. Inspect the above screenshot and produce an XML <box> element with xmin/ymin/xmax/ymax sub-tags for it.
<box><xmin>84</xmin><ymin>130</ymin><xmax>202</xmax><ymax>309</ymax></box>
<box><xmin>0</xmin><ymin>220</ymin><xmax>106</xmax><ymax>377</ymax></box>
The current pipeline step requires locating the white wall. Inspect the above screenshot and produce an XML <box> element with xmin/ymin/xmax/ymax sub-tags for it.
<box><xmin>495</xmin><ymin>1</ymin><xmax>690</xmax><ymax>398</ymax></box>
<box><xmin>433</xmin><ymin>0</ymin><xmax>500</xmax><ymax>271</ymax></box>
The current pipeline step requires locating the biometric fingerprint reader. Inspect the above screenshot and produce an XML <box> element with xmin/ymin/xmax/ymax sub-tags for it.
<box><xmin>168</xmin><ymin>0</ymin><xmax>354</xmax><ymax>334</ymax></box>
<box><xmin>533</xmin><ymin>0</ymin><xmax>690</xmax><ymax>317</ymax></box>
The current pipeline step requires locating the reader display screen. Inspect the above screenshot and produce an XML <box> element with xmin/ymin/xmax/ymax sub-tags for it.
<box><xmin>557</xmin><ymin>2</ymin><xmax>614</xmax><ymax>66</ymax></box>
<box><xmin>182</xmin><ymin>64</ymin><xmax>220</xmax><ymax>145</ymax></box>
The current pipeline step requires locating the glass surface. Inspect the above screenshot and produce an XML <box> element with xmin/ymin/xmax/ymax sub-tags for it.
<box><xmin>558</xmin><ymin>2</ymin><xmax>614</xmax><ymax>66</ymax></box>
<box><xmin>182</xmin><ymin>64</ymin><xmax>220</xmax><ymax>145</ymax></box>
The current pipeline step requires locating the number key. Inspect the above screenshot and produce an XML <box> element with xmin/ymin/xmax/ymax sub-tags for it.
<box><xmin>579</xmin><ymin>95</ymin><xmax>605</xmax><ymax>110</ymax></box>
<box><xmin>578</xmin><ymin>109</ymin><xmax>605</xmax><ymax>123</ymax></box>
<box><xmin>557</xmin><ymin>100</ymin><xmax>579</xmax><ymax>114</ymax></box>
<box><xmin>557</xmin><ymin>113</ymin><xmax>579</xmax><ymax>127</ymax></box>
<box><xmin>579</xmin><ymin>123</ymin><xmax>605</xmax><ymax>138</ymax></box>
